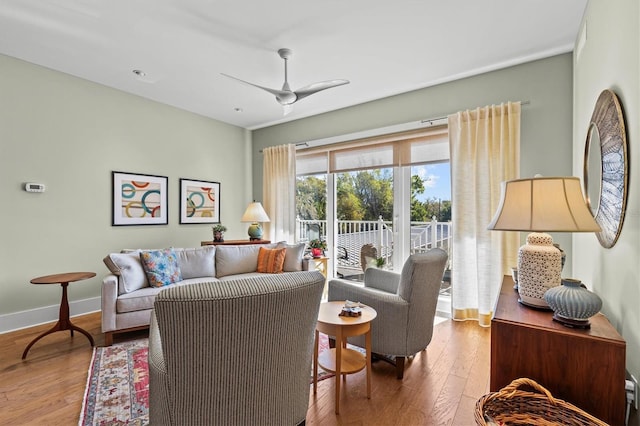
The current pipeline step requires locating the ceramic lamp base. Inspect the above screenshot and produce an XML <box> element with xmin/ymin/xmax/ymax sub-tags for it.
<box><xmin>516</xmin><ymin>232</ymin><xmax>562</xmax><ymax>309</ymax></box>
<box><xmin>247</xmin><ymin>223</ymin><xmax>263</xmax><ymax>240</ymax></box>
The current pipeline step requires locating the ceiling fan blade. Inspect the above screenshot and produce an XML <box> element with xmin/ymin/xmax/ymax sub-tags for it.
<box><xmin>294</xmin><ymin>79</ymin><xmax>350</xmax><ymax>101</ymax></box>
<box><xmin>221</xmin><ymin>73</ymin><xmax>287</xmax><ymax>98</ymax></box>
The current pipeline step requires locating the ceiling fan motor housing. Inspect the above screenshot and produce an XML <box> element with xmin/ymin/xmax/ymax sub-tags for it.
<box><xmin>278</xmin><ymin>48</ymin><xmax>293</xmax><ymax>60</ymax></box>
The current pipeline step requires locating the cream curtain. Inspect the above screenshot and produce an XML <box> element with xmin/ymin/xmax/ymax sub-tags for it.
<box><xmin>262</xmin><ymin>144</ymin><xmax>297</xmax><ymax>243</ymax></box>
<box><xmin>448</xmin><ymin>102</ymin><xmax>521</xmax><ymax>327</ymax></box>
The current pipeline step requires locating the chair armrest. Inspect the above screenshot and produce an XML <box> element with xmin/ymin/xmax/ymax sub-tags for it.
<box><xmin>328</xmin><ymin>278</ymin><xmax>409</xmax><ymax>333</ymax></box>
<box><xmin>301</xmin><ymin>258</ymin><xmax>311</xmax><ymax>271</ymax></box>
<box><xmin>101</xmin><ymin>275</ymin><xmax>118</xmax><ymax>332</ymax></box>
<box><xmin>148</xmin><ymin>311</ymin><xmax>165</xmax><ymax>374</ymax></box>
<box><xmin>148</xmin><ymin>310</ymin><xmax>171</xmax><ymax>425</ymax></box>
<box><xmin>328</xmin><ymin>278</ymin><xmax>405</xmax><ymax>306</ymax></box>
<box><xmin>363</xmin><ymin>268</ymin><xmax>401</xmax><ymax>294</ymax></box>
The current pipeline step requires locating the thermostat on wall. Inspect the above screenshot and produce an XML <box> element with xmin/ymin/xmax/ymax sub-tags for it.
<box><xmin>25</xmin><ymin>183</ymin><xmax>46</xmax><ymax>193</ymax></box>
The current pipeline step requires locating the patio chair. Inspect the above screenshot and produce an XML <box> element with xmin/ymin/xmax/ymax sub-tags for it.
<box><xmin>335</xmin><ymin>246</ymin><xmax>349</xmax><ymax>278</ymax></box>
<box><xmin>360</xmin><ymin>243</ymin><xmax>378</xmax><ymax>272</ymax></box>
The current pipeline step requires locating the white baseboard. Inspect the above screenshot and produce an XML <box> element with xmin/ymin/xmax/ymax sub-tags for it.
<box><xmin>0</xmin><ymin>297</ymin><xmax>101</xmax><ymax>334</ymax></box>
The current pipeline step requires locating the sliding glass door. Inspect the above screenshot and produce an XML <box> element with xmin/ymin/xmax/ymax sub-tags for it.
<box><xmin>295</xmin><ymin>125</ymin><xmax>451</xmax><ymax>286</ymax></box>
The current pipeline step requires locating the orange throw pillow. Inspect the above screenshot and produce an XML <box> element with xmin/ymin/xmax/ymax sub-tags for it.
<box><xmin>256</xmin><ymin>247</ymin><xmax>286</xmax><ymax>274</ymax></box>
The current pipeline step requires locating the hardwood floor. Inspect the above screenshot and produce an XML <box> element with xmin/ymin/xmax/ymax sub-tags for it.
<box><xmin>0</xmin><ymin>313</ymin><xmax>490</xmax><ymax>425</ymax></box>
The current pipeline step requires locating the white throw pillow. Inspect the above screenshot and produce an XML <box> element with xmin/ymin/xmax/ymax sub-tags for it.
<box><xmin>277</xmin><ymin>241</ymin><xmax>305</xmax><ymax>272</ymax></box>
<box><xmin>103</xmin><ymin>251</ymin><xmax>148</xmax><ymax>294</ymax></box>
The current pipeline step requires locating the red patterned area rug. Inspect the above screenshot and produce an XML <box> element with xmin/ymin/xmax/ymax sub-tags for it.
<box><xmin>79</xmin><ymin>334</ymin><xmax>333</xmax><ymax>425</ymax></box>
<box><xmin>79</xmin><ymin>338</ymin><xmax>150</xmax><ymax>426</ymax></box>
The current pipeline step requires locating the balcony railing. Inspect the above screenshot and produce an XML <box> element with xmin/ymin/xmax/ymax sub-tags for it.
<box><xmin>296</xmin><ymin>216</ymin><xmax>452</xmax><ymax>273</ymax></box>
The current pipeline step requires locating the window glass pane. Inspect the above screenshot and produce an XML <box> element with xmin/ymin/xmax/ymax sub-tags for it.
<box><xmin>296</xmin><ymin>174</ymin><xmax>326</xmax><ymax>221</ymax></box>
<box><xmin>336</xmin><ymin>168</ymin><xmax>394</xmax><ymax>276</ymax></box>
<box><xmin>410</xmin><ymin>162</ymin><xmax>451</xmax><ymax>222</ymax></box>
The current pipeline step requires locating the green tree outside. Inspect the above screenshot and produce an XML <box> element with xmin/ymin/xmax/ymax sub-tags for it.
<box><xmin>296</xmin><ymin>169</ymin><xmax>451</xmax><ymax>222</ymax></box>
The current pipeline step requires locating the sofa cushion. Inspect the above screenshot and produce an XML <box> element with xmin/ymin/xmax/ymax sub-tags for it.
<box><xmin>256</xmin><ymin>247</ymin><xmax>286</xmax><ymax>273</ymax></box>
<box><xmin>140</xmin><ymin>248</ymin><xmax>183</xmax><ymax>287</ymax></box>
<box><xmin>215</xmin><ymin>243</ymin><xmax>276</xmax><ymax>278</ymax></box>
<box><xmin>277</xmin><ymin>242</ymin><xmax>306</xmax><ymax>272</ymax></box>
<box><xmin>116</xmin><ymin>277</ymin><xmax>221</xmax><ymax>314</ymax></box>
<box><xmin>116</xmin><ymin>285</ymin><xmax>165</xmax><ymax>313</ymax></box>
<box><xmin>174</xmin><ymin>246</ymin><xmax>216</xmax><ymax>279</ymax></box>
<box><xmin>103</xmin><ymin>251</ymin><xmax>148</xmax><ymax>294</ymax></box>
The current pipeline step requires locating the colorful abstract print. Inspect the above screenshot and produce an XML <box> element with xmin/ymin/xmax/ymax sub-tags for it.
<box><xmin>121</xmin><ymin>180</ymin><xmax>160</xmax><ymax>217</ymax></box>
<box><xmin>185</xmin><ymin>185</ymin><xmax>216</xmax><ymax>218</ymax></box>
<box><xmin>121</xmin><ymin>180</ymin><xmax>162</xmax><ymax>218</ymax></box>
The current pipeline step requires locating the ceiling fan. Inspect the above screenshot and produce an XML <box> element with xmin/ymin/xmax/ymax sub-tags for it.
<box><xmin>221</xmin><ymin>48</ymin><xmax>349</xmax><ymax>115</ymax></box>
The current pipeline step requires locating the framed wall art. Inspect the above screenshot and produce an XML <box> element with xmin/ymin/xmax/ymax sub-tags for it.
<box><xmin>179</xmin><ymin>178</ymin><xmax>221</xmax><ymax>224</ymax></box>
<box><xmin>112</xmin><ymin>171</ymin><xmax>168</xmax><ymax>226</ymax></box>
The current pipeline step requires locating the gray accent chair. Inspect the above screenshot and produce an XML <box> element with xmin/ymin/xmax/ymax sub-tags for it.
<box><xmin>148</xmin><ymin>271</ymin><xmax>325</xmax><ymax>426</ymax></box>
<box><xmin>327</xmin><ymin>248</ymin><xmax>448</xmax><ymax>379</ymax></box>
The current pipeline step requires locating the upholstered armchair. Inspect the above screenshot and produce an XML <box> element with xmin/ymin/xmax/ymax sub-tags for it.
<box><xmin>327</xmin><ymin>248</ymin><xmax>448</xmax><ymax>379</ymax></box>
<box><xmin>148</xmin><ymin>271</ymin><xmax>325</xmax><ymax>426</ymax></box>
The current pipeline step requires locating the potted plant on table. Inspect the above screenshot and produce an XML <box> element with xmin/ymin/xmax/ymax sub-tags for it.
<box><xmin>308</xmin><ymin>239</ymin><xmax>327</xmax><ymax>258</ymax></box>
<box><xmin>212</xmin><ymin>224</ymin><xmax>227</xmax><ymax>242</ymax></box>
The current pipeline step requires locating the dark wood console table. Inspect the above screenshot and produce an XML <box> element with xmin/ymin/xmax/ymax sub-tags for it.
<box><xmin>201</xmin><ymin>239</ymin><xmax>271</xmax><ymax>246</ymax></box>
<box><xmin>491</xmin><ymin>275</ymin><xmax>626</xmax><ymax>425</ymax></box>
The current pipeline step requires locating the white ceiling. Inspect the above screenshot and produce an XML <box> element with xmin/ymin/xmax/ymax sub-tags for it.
<box><xmin>0</xmin><ymin>0</ymin><xmax>587</xmax><ymax>130</ymax></box>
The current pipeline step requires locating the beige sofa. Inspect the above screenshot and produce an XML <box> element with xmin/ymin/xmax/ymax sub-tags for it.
<box><xmin>102</xmin><ymin>242</ymin><xmax>308</xmax><ymax>345</ymax></box>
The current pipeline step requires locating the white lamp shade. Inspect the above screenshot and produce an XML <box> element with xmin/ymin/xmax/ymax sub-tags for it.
<box><xmin>241</xmin><ymin>202</ymin><xmax>270</xmax><ymax>223</ymax></box>
<box><xmin>487</xmin><ymin>176</ymin><xmax>601</xmax><ymax>232</ymax></box>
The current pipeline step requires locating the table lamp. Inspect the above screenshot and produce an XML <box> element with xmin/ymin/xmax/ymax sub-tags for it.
<box><xmin>487</xmin><ymin>176</ymin><xmax>601</xmax><ymax>308</ymax></box>
<box><xmin>241</xmin><ymin>201</ymin><xmax>270</xmax><ymax>240</ymax></box>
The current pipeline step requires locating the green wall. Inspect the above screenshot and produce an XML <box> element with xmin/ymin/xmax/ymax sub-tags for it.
<box><xmin>0</xmin><ymin>54</ymin><xmax>251</xmax><ymax>330</ymax></box>
<box><xmin>252</xmin><ymin>53</ymin><xmax>576</xmax><ymax>271</ymax></box>
<box><xmin>573</xmin><ymin>1</ymin><xmax>639</xmax><ymax>422</ymax></box>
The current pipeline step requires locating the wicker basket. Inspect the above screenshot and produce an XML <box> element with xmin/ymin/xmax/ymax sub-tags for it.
<box><xmin>475</xmin><ymin>378</ymin><xmax>608</xmax><ymax>426</ymax></box>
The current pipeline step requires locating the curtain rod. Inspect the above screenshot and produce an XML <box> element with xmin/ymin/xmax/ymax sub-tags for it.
<box><xmin>259</xmin><ymin>141</ymin><xmax>307</xmax><ymax>153</ymax></box>
<box><xmin>260</xmin><ymin>100</ymin><xmax>530</xmax><ymax>152</ymax></box>
<box><xmin>419</xmin><ymin>100</ymin><xmax>530</xmax><ymax>125</ymax></box>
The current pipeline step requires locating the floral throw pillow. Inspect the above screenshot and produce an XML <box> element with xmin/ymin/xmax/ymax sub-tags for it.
<box><xmin>139</xmin><ymin>248</ymin><xmax>183</xmax><ymax>287</ymax></box>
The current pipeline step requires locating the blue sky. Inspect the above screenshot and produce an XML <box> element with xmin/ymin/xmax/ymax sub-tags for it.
<box><xmin>413</xmin><ymin>163</ymin><xmax>451</xmax><ymax>201</ymax></box>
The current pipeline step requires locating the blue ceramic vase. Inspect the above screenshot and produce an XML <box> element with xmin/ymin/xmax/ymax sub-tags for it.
<box><xmin>543</xmin><ymin>278</ymin><xmax>602</xmax><ymax>328</ymax></box>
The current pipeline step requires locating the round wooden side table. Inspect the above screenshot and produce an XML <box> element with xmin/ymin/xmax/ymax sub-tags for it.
<box><xmin>22</xmin><ymin>271</ymin><xmax>96</xmax><ymax>359</ymax></box>
<box><xmin>313</xmin><ymin>300</ymin><xmax>377</xmax><ymax>414</ymax></box>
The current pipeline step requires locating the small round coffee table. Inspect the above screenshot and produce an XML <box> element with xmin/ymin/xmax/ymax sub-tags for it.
<box><xmin>22</xmin><ymin>271</ymin><xmax>96</xmax><ymax>359</ymax></box>
<box><xmin>313</xmin><ymin>301</ymin><xmax>377</xmax><ymax>414</ymax></box>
